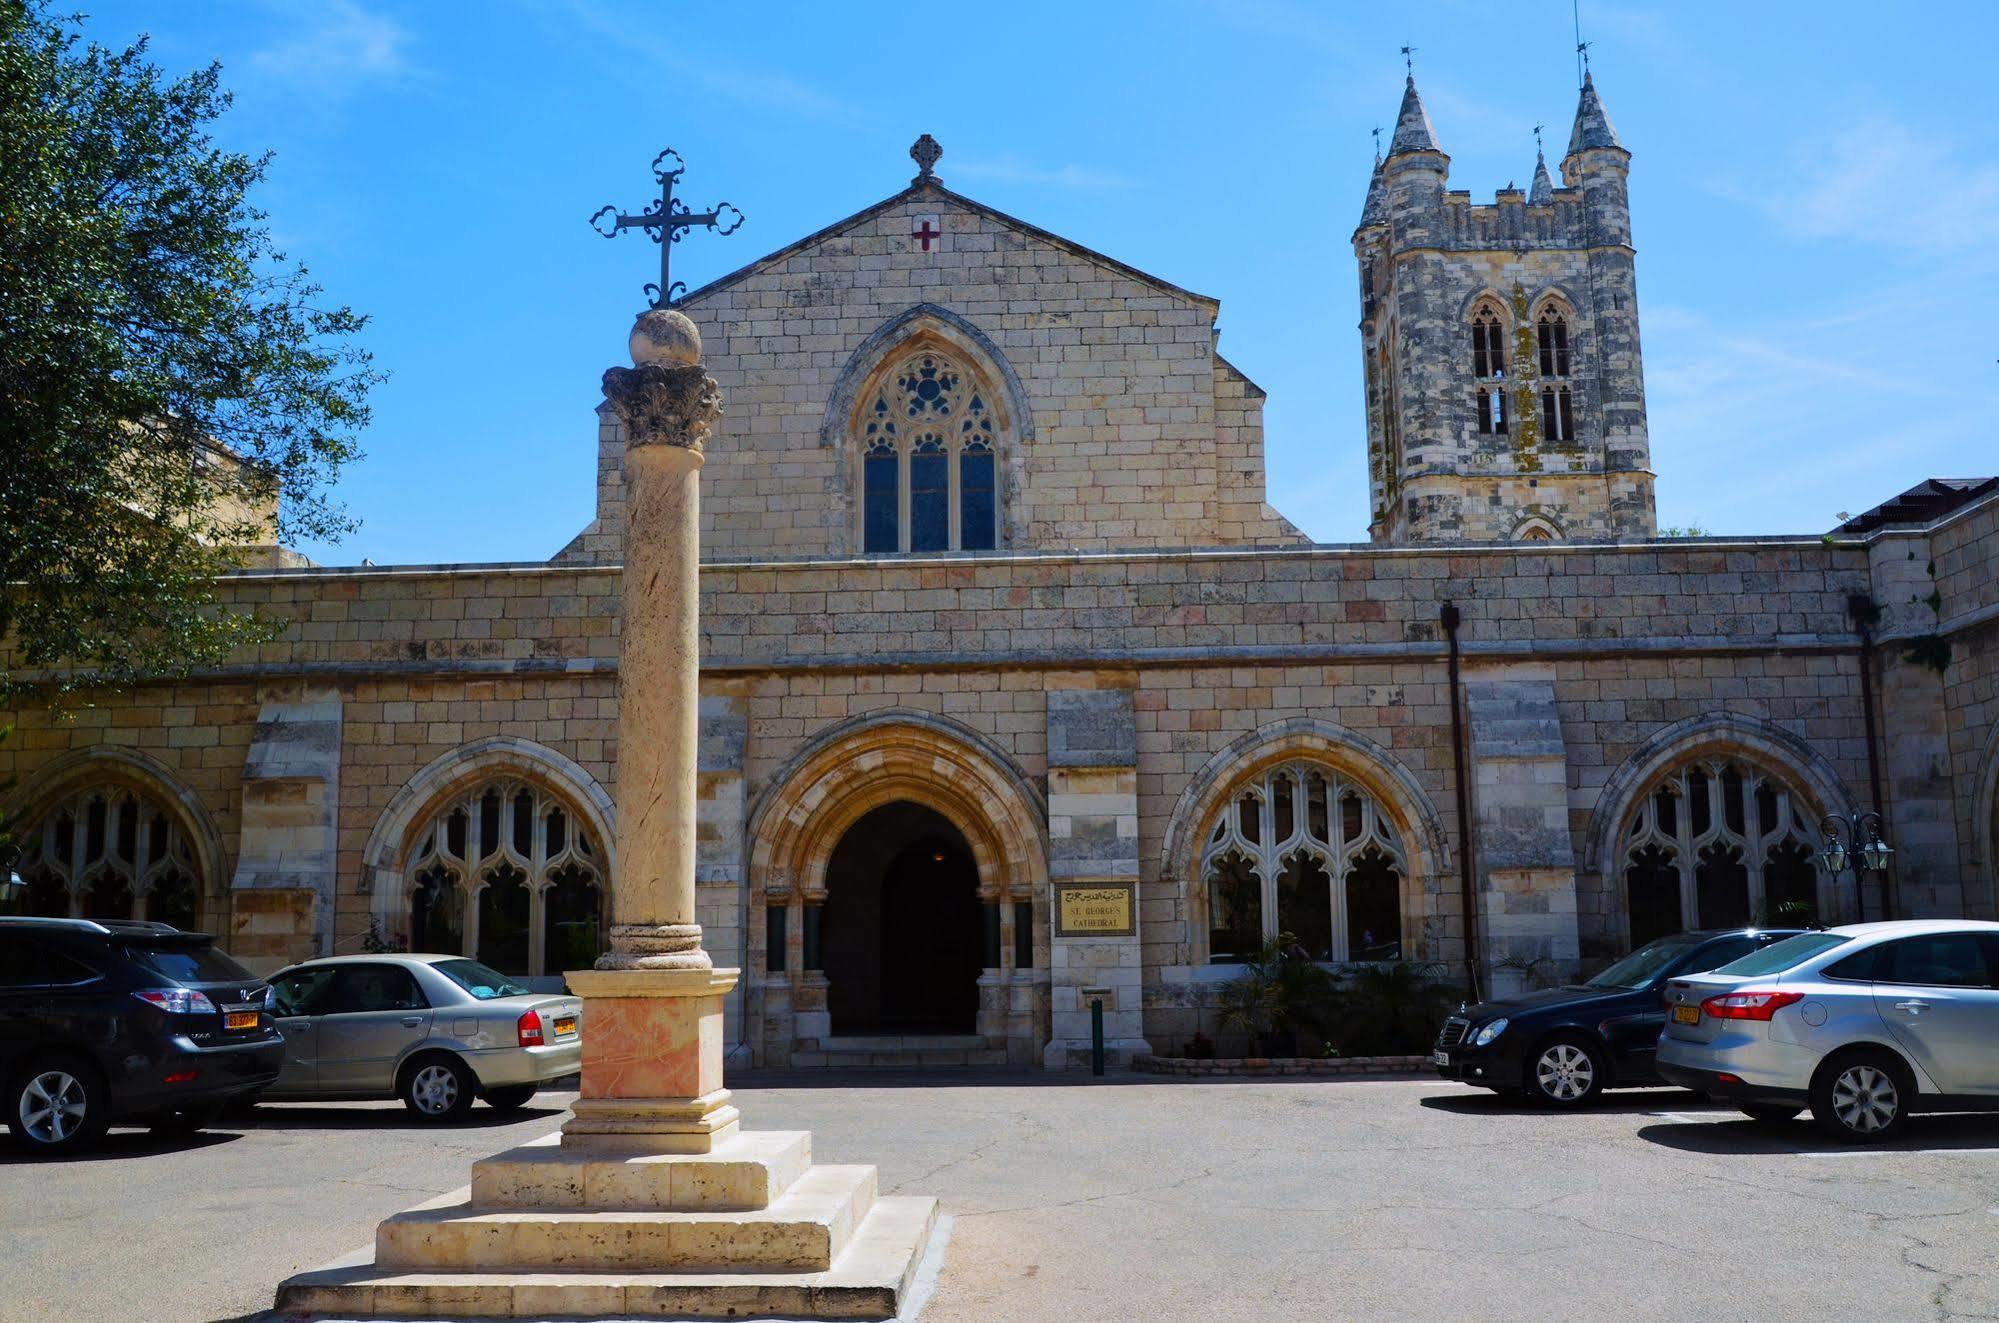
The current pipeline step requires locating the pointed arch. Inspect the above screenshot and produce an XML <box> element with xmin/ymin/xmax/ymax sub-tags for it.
<box><xmin>746</xmin><ymin>709</ymin><xmax>1048</xmax><ymax>903</ymax></box>
<box><xmin>822</xmin><ymin>305</ymin><xmax>1032</xmax><ymax>555</ymax></box>
<box><xmin>1509</xmin><ymin>512</ymin><xmax>1565</xmax><ymax>542</ymax></box>
<box><xmin>4</xmin><ymin>748</ymin><xmax>228</xmax><ymax>909</ymax></box>
<box><xmin>363</xmin><ymin>736</ymin><xmax>616</xmax><ymax>950</ymax></box>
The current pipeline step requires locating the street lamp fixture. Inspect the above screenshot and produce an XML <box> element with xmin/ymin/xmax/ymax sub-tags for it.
<box><xmin>1818</xmin><ymin>812</ymin><xmax>1894</xmax><ymax>920</ymax></box>
<box><xmin>0</xmin><ymin>843</ymin><xmax>21</xmax><ymax>904</ymax></box>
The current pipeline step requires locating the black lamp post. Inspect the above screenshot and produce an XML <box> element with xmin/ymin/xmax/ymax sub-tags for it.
<box><xmin>1818</xmin><ymin>812</ymin><xmax>1894</xmax><ymax>920</ymax></box>
<box><xmin>0</xmin><ymin>843</ymin><xmax>22</xmax><ymax>907</ymax></box>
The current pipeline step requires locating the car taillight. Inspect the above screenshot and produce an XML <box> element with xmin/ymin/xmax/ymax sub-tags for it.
<box><xmin>162</xmin><ymin>1070</ymin><xmax>197</xmax><ymax>1085</ymax></box>
<box><xmin>517</xmin><ymin>1009</ymin><xmax>544</xmax><ymax>1048</ymax></box>
<box><xmin>132</xmin><ymin>988</ymin><xmax>217</xmax><ymax>1015</ymax></box>
<box><xmin>1700</xmin><ymin>989</ymin><xmax>1804</xmax><ymax>1021</ymax></box>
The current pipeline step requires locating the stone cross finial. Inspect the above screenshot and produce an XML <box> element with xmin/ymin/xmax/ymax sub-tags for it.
<box><xmin>600</xmin><ymin>308</ymin><xmax>722</xmax><ymax>454</ymax></box>
<box><xmin>910</xmin><ymin>133</ymin><xmax>943</xmax><ymax>184</ymax></box>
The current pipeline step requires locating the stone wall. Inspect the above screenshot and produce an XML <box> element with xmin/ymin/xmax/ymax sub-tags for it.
<box><xmin>558</xmin><ymin>181</ymin><xmax>1306</xmax><ymax>564</ymax></box>
<box><xmin>1927</xmin><ymin>493</ymin><xmax>1999</xmax><ymax>916</ymax></box>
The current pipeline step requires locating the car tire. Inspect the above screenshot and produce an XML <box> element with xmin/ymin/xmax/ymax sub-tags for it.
<box><xmin>1810</xmin><ymin>1049</ymin><xmax>1912</xmax><ymax>1144</ymax></box>
<box><xmin>8</xmin><ymin>1055</ymin><xmax>110</xmax><ymax>1156</ymax></box>
<box><xmin>1738</xmin><ymin>1103</ymin><xmax>1802</xmax><ymax>1126</ymax></box>
<box><xmin>151</xmin><ymin>1102</ymin><xmax>225</xmax><ymax>1136</ymax></box>
<box><xmin>483</xmin><ymin>1085</ymin><xmax>537</xmax><ymax>1113</ymax></box>
<box><xmin>1524</xmin><ymin>1035</ymin><xmax>1605</xmax><ymax>1107</ymax></box>
<box><xmin>399</xmin><ymin>1055</ymin><xmax>475</xmax><ymax>1122</ymax></box>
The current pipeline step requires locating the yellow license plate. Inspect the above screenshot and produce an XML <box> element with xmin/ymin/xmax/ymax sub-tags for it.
<box><xmin>1671</xmin><ymin>1005</ymin><xmax>1701</xmax><ymax>1025</ymax></box>
<box><xmin>225</xmin><ymin>1010</ymin><xmax>261</xmax><ymax>1030</ymax></box>
<box><xmin>553</xmin><ymin>1016</ymin><xmax>578</xmax><ymax>1037</ymax></box>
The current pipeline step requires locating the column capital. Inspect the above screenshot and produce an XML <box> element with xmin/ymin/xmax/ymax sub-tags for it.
<box><xmin>601</xmin><ymin>308</ymin><xmax>722</xmax><ymax>451</ymax></box>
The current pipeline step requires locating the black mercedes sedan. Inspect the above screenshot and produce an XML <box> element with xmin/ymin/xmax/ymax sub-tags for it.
<box><xmin>1433</xmin><ymin>927</ymin><xmax>1805</xmax><ymax>1106</ymax></box>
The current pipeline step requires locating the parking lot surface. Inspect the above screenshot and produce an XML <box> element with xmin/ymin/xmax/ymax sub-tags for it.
<box><xmin>4</xmin><ymin>1074</ymin><xmax>1996</xmax><ymax>1322</ymax></box>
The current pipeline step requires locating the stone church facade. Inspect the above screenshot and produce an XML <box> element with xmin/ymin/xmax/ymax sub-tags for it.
<box><xmin>6</xmin><ymin>79</ymin><xmax>1997</xmax><ymax>1069</ymax></box>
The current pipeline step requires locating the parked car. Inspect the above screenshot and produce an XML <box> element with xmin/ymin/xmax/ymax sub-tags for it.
<box><xmin>1</xmin><ymin>916</ymin><xmax>284</xmax><ymax>1154</ymax></box>
<box><xmin>1656</xmin><ymin>919</ymin><xmax>1999</xmax><ymax>1142</ymax></box>
<box><xmin>257</xmin><ymin>954</ymin><xmax>582</xmax><ymax>1120</ymax></box>
<box><xmin>1433</xmin><ymin>927</ymin><xmax>1805</xmax><ymax>1106</ymax></box>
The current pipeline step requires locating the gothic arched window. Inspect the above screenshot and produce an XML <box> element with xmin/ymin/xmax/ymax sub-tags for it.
<box><xmin>1537</xmin><ymin>306</ymin><xmax>1576</xmax><ymax>443</ymax></box>
<box><xmin>3</xmin><ymin>784</ymin><xmax>201</xmax><ymax>927</ymax></box>
<box><xmin>856</xmin><ymin>349</ymin><xmax>1001</xmax><ymax>553</ymax></box>
<box><xmin>1201</xmin><ymin>763</ymin><xmax>1408</xmax><ymax>963</ymax></box>
<box><xmin>1470</xmin><ymin>303</ymin><xmax>1509</xmax><ymax>438</ymax></box>
<box><xmin>403</xmin><ymin>779</ymin><xmax>604</xmax><ymax>976</ymax></box>
<box><xmin>1618</xmin><ymin>760</ymin><xmax>1822</xmax><ymax>947</ymax></box>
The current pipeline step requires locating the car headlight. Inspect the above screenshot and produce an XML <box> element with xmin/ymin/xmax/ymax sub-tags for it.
<box><xmin>1473</xmin><ymin>1018</ymin><xmax>1508</xmax><ymax>1047</ymax></box>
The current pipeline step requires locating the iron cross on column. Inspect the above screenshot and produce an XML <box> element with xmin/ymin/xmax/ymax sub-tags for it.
<box><xmin>589</xmin><ymin>148</ymin><xmax>744</xmax><ymax>308</ymax></box>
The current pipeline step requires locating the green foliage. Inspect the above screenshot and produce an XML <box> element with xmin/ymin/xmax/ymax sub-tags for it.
<box><xmin>1338</xmin><ymin>960</ymin><xmax>1457</xmax><ymax>1055</ymax></box>
<box><xmin>1656</xmin><ymin>524</ymin><xmax>1709</xmax><ymax>538</ymax></box>
<box><xmin>0</xmin><ymin>2</ymin><xmax>379</xmax><ymax>704</ymax></box>
<box><xmin>1216</xmin><ymin>937</ymin><xmax>1338</xmax><ymax>1054</ymax></box>
<box><xmin>1902</xmin><ymin>634</ymin><xmax>1951</xmax><ymax>676</ymax></box>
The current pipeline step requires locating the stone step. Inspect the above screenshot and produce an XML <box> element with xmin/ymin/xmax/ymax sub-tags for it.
<box><xmin>471</xmin><ymin>1130</ymin><xmax>811</xmax><ymax>1212</ymax></box>
<box><xmin>376</xmin><ymin>1164</ymin><xmax>876</xmax><ymax>1274</ymax></box>
<box><xmin>276</xmin><ymin>1194</ymin><xmax>939</xmax><ymax>1320</ymax></box>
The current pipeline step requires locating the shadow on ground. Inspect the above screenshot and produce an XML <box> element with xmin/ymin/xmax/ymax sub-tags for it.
<box><xmin>0</xmin><ymin>1128</ymin><xmax>238</xmax><ymax>1165</ymax></box>
<box><xmin>1417</xmin><ymin>1087</ymin><xmax>1720</xmax><ymax>1116</ymax></box>
<box><xmin>1638</xmin><ymin>1111</ymin><xmax>1999</xmax><ymax>1156</ymax></box>
<box><xmin>231</xmin><ymin>1103</ymin><xmax>568</xmax><ymax>1131</ymax></box>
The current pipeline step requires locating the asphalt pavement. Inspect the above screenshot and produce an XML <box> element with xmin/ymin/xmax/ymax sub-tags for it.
<box><xmin>4</xmin><ymin>1074</ymin><xmax>1996</xmax><ymax>1322</ymax></box>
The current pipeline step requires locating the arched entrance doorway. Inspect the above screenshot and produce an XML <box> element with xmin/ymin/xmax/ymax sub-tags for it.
<box><xmin>821</xmin><ymin>802</ymin><xmax>982</xmax><ymax>1035</ymax></box>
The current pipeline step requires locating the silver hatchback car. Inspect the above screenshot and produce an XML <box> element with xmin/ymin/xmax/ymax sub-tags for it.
<box><xmin>259</xmin><ymin>955</ymin><xmax>582</xmax><ymax>1121</ymax></box>
<box><xmin>1656</xmin><ymin>919</ymin><xmax>1999</xmax><ymax>1142</ymax></box>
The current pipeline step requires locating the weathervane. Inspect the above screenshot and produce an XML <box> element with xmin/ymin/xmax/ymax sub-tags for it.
<box><xmin>1399</xmin><ymin>44</ymin><xmax>1417</xmax><ymax>75</ymax></box>
<box><xmin>590</xmin><ymin>149</ymin><xmax>744</xmax><ymax>309</ymax></box>
<box><xmin>1534</xmin><ymin>122</ymin><xmax>1545</xmax><ymax>156</ymax></box>
<box><xmin>1371</xmin><ymin>124</ymin><xmax>1383</xmax><ymax>163</ymax></box>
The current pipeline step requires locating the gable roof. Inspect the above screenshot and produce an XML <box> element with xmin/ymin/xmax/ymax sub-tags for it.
<box><xmin>675</xmin><ymin>178</ymin><xmax>1220</xmax><ymax>312</ymax></box>
<box><xmin>1833</xmin><ymin>477</ymin><xmax>1998</xmax><ymax>535</ymax></box>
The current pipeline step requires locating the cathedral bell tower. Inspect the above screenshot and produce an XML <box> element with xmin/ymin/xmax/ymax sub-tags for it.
<box><xmin>1354</xmin><ymin>71</ymin><xmax>1657</xmax><ymax>543</ymax></box>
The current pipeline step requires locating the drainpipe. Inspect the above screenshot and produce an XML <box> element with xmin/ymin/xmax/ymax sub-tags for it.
<box><xmin>1441</xmin><ymin>602</ymin><xmax>1481</xmax><ymax>1002</ymax></box>
<box><xmin>1849</xmin><ymin>593</ymin><xmax>1892</xmax><ymax>921</ymax></box>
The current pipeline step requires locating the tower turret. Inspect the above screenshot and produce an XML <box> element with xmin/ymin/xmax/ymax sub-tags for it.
<box><xmin>1353</xmin><ymin>66</ymin><xmax>1655</xmax><ymax>544</ymax></box>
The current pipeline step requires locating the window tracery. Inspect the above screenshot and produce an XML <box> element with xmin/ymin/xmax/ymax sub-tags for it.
<box><xmin>5</xmin><ymin>784</ymin><xmax>201</xmax><ymax>928</ymax></box>
<box><xmin>1201</xmin><ymin>763</ymin><xmax>1406</xmax><ymax>963</ymax></box>
<box><xmin>404</xmin><ymin>779</ymin><xmax>603</xmax><ymax>976</ymax></box>
<box><xmin>1537</xmin><ymin>306</ymin><xmax>1576</xmax><ymax>443</ymax></box>
<box><xmin>858</xmin><ymin>349</ymin><xmax>1000</xmax><ymax>553</ymax></box>
<box><xmin>1619</xmin><ymin>760</ymin><xmax>1821</xmax><ymax>947</ymax></box>
<box><xmin>1470</xmin><ymin>303</ymin><xmax>1509</xmax><ymax>438</ymax></box>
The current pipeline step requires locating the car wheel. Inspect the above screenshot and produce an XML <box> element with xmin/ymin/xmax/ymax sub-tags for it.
<box><xmin>1811</xmin><ymin>1050</ymin><xmax>1911</xmax><ymax>1144</ymax></box>
<box><xmin>483</xmin><ymin>1085</ymin><xmax>537</xmax><ymax>1113</ymax></box>
<box><xmin>9</xmin><ymin>1056</ymin><xmax>109</xmax><ymax>1155</ymax></box>
<box><xmin>151</xmin><ymin>1102</ymin><xmax>225</xmax><ymax>1136</ymax></box>
<box><xmin>1738</xmin><ymin>1103</ymin><xmax>1802</xmax><ymax>1126</ymax></box>
<box><xmin>400</xmin><ymin>1055</ymin><xmax>475</xmax><ymax>1122</ymax></box>
<box><xmin>1525</xmin><ymin>1035</ymin><xmax>1605</xmax><ymax>1107</ymax></box>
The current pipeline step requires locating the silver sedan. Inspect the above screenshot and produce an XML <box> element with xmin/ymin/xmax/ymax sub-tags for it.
<box><xmin>260</xmin><ymin>955</ymin><xmax>581</xmax><ymax>1121</ymax></box>
<box><xmin>1656</xmin><ymin>919</ymin><xmax>1999</xmax><ymax>1142</ymax></box>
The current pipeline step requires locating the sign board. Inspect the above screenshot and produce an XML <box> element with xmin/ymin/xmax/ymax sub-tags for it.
<box><xmin>1053</xmin><ymin>881</ymin><xmax>1136</xmax><ymax>938</ymax></box>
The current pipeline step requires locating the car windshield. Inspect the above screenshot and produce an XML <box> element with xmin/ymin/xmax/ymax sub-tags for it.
<box><xmin>433</xmin><ymin>959</ymin><xmax>532</xmax><ymax>1000</ymax></box>
<box><xmin>1585</xmin><ymin>933</ymin><xmax>1711</xmax><ymax>989</ymax></box>
<box><xmin>119</xmin><ymin>941</ymin><xmax>255</xmax><ymax>985</ymax></box>
<box><xmin>1711</xmin><ymin>932</ymin><xmax>1850</xmax><ymax>977</ymax></box>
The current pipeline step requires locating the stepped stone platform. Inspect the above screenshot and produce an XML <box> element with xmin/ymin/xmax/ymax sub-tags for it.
<box><xmin>274</xmin><ymin>1131</ymin><xmax>937</xmax><ymax>1320</ymax></box>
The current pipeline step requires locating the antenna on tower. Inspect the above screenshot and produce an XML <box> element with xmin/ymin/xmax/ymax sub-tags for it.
<box><xmin>1573</xmin><ymin>0</ymin><xmax>1590</xmax><ymax>87</ymax></box>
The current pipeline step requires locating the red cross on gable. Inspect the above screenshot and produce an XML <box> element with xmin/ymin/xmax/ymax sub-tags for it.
<box><xmin>912</xmin><ymin>218</ymin><xmax>941</xmax><ymax>252</ymax></box>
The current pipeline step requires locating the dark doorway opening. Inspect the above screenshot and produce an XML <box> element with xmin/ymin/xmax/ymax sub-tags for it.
<box><xmin>821</xmin><ymin>801</ymin><xmax>982</xmax><ymax>1035</ymax></box>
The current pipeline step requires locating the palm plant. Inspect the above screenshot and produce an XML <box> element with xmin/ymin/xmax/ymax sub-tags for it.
<box><xmin>1216</xmin><ymin>936</ymin><xmax>1337</xmax><ymax>1056</ymax></box>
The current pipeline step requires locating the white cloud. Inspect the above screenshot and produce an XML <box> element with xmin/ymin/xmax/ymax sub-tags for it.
<box><xmin>948</xmin><ymin>155</ymin><xmax>1135</xmax><ymax>191</ymax></box>
<box><xmin>1757</xmin><ymin>117</ymin><xmax>1999</xmax><ymax>254</ymax></box>
<box><xmin>247</xmin><ymin>0</ymin><xmax>412</xmax><ymax>93</ymax></box>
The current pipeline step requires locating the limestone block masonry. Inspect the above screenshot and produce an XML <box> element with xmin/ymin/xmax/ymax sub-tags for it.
<box><xmin>1043</xmin><ymin>685</ymin><xmax>1150</xmax><ymax>1067</ymax></box>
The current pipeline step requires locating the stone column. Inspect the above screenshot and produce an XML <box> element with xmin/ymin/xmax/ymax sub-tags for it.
<box><xmin>563</xmin><ymin>309</ymin><xmax>741</xmax><ymax>1154</ymax></box>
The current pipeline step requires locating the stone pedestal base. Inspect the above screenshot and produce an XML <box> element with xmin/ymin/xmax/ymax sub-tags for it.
<box><xmin>269</xmin><ymin>964</ymin><xmax>938</xmax><ymax>1319</ymax></box>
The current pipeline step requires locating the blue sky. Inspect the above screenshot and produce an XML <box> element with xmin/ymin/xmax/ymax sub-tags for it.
<box><xmin>79</xmin><ymin>2</ymin><xmax>1999</xmax><ymax>564</ymax></box>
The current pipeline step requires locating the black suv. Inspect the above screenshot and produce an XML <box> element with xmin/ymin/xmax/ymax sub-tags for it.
<box><xmin>1</xmin><ymin>917</ymin><xmax>285</xmax><ymax>1154</ymax></box>
<box><xmin>1433</xmin><ymin>928</ymin><xmax>1805</xmax><ymax>1106</ymax></box>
